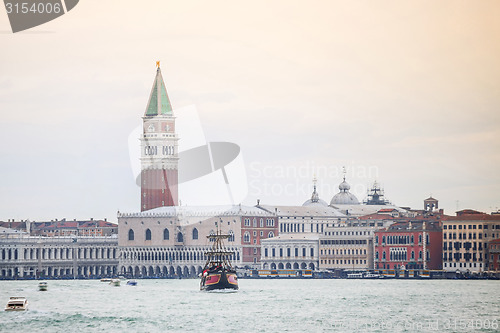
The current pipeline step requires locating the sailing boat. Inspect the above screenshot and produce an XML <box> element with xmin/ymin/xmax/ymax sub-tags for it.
<box><xmin>200</xmin><ymin>225</ymin><xmax>239</xmax><ymax>291</ymax></box>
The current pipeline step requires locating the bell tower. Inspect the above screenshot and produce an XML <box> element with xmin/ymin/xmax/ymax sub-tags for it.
<box><xmin>140</xmin><ymin>62</ymin><xmax>178</xmax><ymax>211</ymax></box>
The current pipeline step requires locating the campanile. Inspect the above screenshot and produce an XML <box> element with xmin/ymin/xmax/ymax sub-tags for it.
<box><xmin>140</xmin><ymin>62</ymin><xmax>178</xmax><ymax>211</ymax></box>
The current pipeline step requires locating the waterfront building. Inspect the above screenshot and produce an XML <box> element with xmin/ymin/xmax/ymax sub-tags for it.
<box><xmin>117</xmin><ymin>205</ymin><xmax>278</xmax><ymax>277</ymax></box>
<box><xmin>0</xmin><ymin>219</ymin><xmax>118</xmax><ymax>237</ymax></box>
<box><xmin>29</xmin><ymin>219</ymin><xmax>117</xmax><ymax>237</ymax></box>
<box><xmin>0</xmin><ymin>234</ymin><xmax>118</xmax><ymax>279</ymax></box>
<box><xmin>257</xmin><ymin>204</ymin><xmax>345</xmax><ymax>236</ymax></box>
<box><xmin>488</xmin><ymin>238</ymin><xmax>500</xmax><ymax>271</ymax></box>
<box><xmin>374</xmin><ymin>220</ymin><xmax>442</xmax><ymax>271</ymax></box>
<box><xmin>260</xmin><ymin>234</ymin><xmax>319</xmax><ymax>270</ymax></box>
<box><xmin>319</xmin><ymin>224</ymin><xmax>376</xmax><ymax>271</ymax></box>
<box><xmin>140</xmin><ymin>63</ymin><xmax>179</xmax><ymax>211</ymax></box>
<box><xmin>442</xmin><ymin>210</ymin><xmax>500</xmax><ymax>272</ymax></box>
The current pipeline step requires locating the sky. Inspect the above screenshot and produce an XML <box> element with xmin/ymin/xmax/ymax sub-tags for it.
<box><xmin>0</xmin><ymin>0</ymin><xmax>499</xmax><ymax>222</ymax></box>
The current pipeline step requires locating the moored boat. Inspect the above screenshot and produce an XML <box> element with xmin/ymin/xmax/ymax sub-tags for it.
<box><xmin>38</xmin><ymin>281</ymin><xmax>48</xmax><ymax>291</ymax></box>
<box><xmin>109</xmin><ymin>278</ymin><xmax>120</xmax><ymax>286</ymax></box>
<box><xmin>200</xmin><ymin>225</ymin><xmax>238</xmax><ymax>291</ymax></box>
<box><xmin>126</xmin><ymin>280</ymin><xmax>138</xmax><ymax>286</ymax></box>
<box><xmin>5</xmin><ymin>297</ymin><xmax>28</xmax><ymax>311</ymax></box>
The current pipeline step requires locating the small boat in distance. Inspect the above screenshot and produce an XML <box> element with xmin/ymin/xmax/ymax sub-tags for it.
<box><xmin>5</xmin><ymin>297</ymin><xmax>28</xmax><ymax>311</ymax></box>
<box><xmin>126</xmin><ymin>280</ymin><xmax>138</xmax><ymax>286</ymax></box>
<box><xmin>38</xmin><ymin>281</ymin><xmax>48</xmax><ymax>291</ymax></box>
<box><xmin>109</xmin><ymin>279</ymin><xmax>120</xmax><ymax>286</ymax></box>
<box><xmin>200</xmin><ymin>225</ymin><xmax>238</xmax><ymax>291</ymax></box>
<box><xmin>100</xmin><ymin>278</ymin><xmax>112</xmax><ymax>282</ymax></box>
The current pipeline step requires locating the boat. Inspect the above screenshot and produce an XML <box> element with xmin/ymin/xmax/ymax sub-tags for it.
<box><xmin>126</xmin><ymin>280</ymin><xmax>138</xmax><ymax>286</ymax></box>
<box><xmin>109</xmin><ymin>278</ymin><xmax>120</xmax><ymax>286</ymax></box>
<box><xmin>38</xmin><ymin>281</ymin><xmax>48</xmax><ymax>291</ymax></box>
<box><xmin>200</xmin><ymin>226</ymin><xmax>238</xmax><ymax>291</ymax></box>
<box><xmin>364</xmin><ymin>273</ymin><xmax>382</xmax><ymax>279</ymax></box>
<box><xmin>5</xmin><ymin>297</ymin><xmax>28</xmax><ymax>311</ymax></box>
<box><xmin>100</xmin><ymin>278</ymin><xmax>112</xmax><ymax>282</ymax></box>
<box><xmin>347</xmin><ymin>272</ymin><xmax>363</xmax><ymax>279</ymax></box>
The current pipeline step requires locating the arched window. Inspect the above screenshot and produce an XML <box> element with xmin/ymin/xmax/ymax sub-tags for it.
<box><xmin>243</xmin><ymin>232</ymin><xmax>250</xmax><ymax>243</ymax></box>
<box><xmin>145</xmin><ymin>229</ymin><xmax>152</xmax><ymax>241</ymax></box>
<box><xmin>382</xmin><ymin>251</ymin><xmax>386</xmax><ymax>260</ymax></box>
<box><xmin>382</xmin><ymin>236</ymin><xmax>386</xmax><ymax>244</ymax></box>
<box><xmin>209</xmin><ymin>230</ymin><xmax>215</xmax><ymax>242</ymax></box>
<box><xmin>411</xmin><ymin>251</ymin><xmax>415</xmax><ymax>259</ymax></box>
<box><xmin>177</xmin><ymin>232</ymin><xmax>183</xmax><ymax>243</ymax></box>
<box><xmin>163</xmin><ymin>228</ymin><xmax>169</xmax><ymax>240</ymax></box>
<box><xmin>268</xmin><ymin>231</ymin><xmax>274</xmax><ymax>238</ymax></box>
<box><xmin>375</xmin><ymin>252</ymin><xmax>379</xmax><ymax>260</ymax></box>
<box><xmin>128</xmin><ymin>229</ymin><xmax>134</xmax><ymax>241</ymax></box>
<box><xmin>411</xmin><ymin>235</ymin><xmax>414</xmax><ymax>244</ymax></box>
<box><xmin>228</xmin><ymin>230</ymin><xmax>234</xmax><ymax>242</ymax></box>
<box><xmin>418</xmin><ymin>235</ymin><xmax>422</xmax><ymax>244</ymax></box>
<box><xmin>192</xmin><ymin>228</ymin><xmax>198</xmax><ymax>240</ymax></box>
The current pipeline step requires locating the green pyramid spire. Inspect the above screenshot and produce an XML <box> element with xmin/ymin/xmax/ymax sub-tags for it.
<box><xmin>145</xmin><ymin>65</ymin><xmax>173</xmax><ymax>117</ymax></box>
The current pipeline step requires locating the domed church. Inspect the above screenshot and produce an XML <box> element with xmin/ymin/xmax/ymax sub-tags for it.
<box><xmin>329</xmin><ymin>175</ymin><xmax>360</xmax><ymax>205</ymax></box>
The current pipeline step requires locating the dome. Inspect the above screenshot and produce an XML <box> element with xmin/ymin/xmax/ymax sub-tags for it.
<box><xmin>330</xmin><ymin>177</ymin><xmax>360</xmax><ymax>205</ymax></box>
<box><xmin>303</xmin><ymin>198</ymin><xmax>329</xmax><ymax>207</ymax></box>
<box><xmin>302</xmin><ymin>177</ymin><xmax>328</xmax><ymax>207</ymax></box>
<box><xmin>339</xmin><ymin>180</ymin><xmax>350</xmax><ymax>191</ymax></box>
<box><xmin>330</xmin><ymin>192</ymin><xmax>360</xmax><ymax>205</ymax></box>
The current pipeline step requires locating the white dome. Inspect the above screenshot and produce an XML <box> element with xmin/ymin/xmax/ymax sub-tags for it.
<box><xmin>330</xmin><ymin>177</ymin><xmax>360</xmax><ymax>205</ymax></box>
<box><xmin>330</xmin><ymin>192</ymin><xmax>360</xmax><ymax>205</ymax></box>
<box><xmin>303</xmin><ymin>198</ymin><xmax>329</xmax><ymax>207</ymax></box>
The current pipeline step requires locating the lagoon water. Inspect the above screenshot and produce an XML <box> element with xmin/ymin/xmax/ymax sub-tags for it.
<box><xmin>0</xmin><ymin>279</ymin><xmax>499</xmax><ymax>332</ymax></box>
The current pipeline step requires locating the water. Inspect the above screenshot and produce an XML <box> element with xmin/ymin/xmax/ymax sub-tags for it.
<box><xmin>0</xmin><ymin>279</ymin><xmax>499</xmax><ymax>332</ymax></box>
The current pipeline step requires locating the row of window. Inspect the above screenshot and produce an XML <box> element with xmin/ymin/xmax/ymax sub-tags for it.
<box><xmin>443</xmin><ymin>252</ymin><xmax>483</xmax><ymax>261</ymax></box>
<box><xmin>243</xmin><ymin>218</ymin><xmax>276</xmax><ymax>227</ymax></box>
<box><xmin>444</xmin><ymin>224</ymin><xmax>500</xmax><ymax>230</ymax></box>
<box><xmin>263</xmin><ymin>247</ymin><xmax>314</xmax><ymax>258</ymax></box>
<box><xmin>324</xmin><ymin>231</ymin><xmax>372</xmax><ymax>236</ymax></box>
<box><xmin>444</xmin><ymin>232</ymin><xmax>485</xmax><ymax>240</ymax></box>
<box><xmin>375</xmin><ymin>234</ymin><xmax>429</xmax><ymax>245</ymax></box>
<box><xmin>320</xmin><ymin>248</ymin><xmax>367</xmax><ymax>256</ymax></box>
<box><xmin>128</xmin><ymin>228</ymin><xmax>235</xmax><ymax>242</ymax></box>
<box><xmin>443</xmin><ymin>241</ymin><xmax>485</xmax><ymax>251</ymax></box>
<box><xmin>122</xmin><ymin>249</ymin><xmax>240</xmax><ymax>262</ymax></box>
<box><xmin>1</xmin><ymin>247</ymin><xmax>117</xmax><ymax>261</ymax></box>
<box><xmin>321</xmin><ymin>259</ymin><xmax>367</xmax><ymax>265</ymax></box>
<box><xmin>375</xmin><ymin>250</ymin><xmax>429</xmax><ymax>261</ymax></box>
<box><xmin>320</xmin><ymin>240</ymin><xmax>367</xmax><ymax>245</ymax></box>
<box><xmin>243</xmin><ymin>231</ymin><xmax>274</xmax><ymax>243</ymax></box>
<box><xmin>280</xmin><ymin>223</ymin><xmax>324</xmax><ymax>233</ymax></box>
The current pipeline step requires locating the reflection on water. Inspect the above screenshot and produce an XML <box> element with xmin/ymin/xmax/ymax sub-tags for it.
<box><xmin>0</xmin><ymin>279</ymin><xmax>499</xmax><ymax>332</ymax></box>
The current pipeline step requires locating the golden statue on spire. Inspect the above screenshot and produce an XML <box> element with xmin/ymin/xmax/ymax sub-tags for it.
<box><xmin>156</xmin><ymin>61</ymin><xmax>160</xmax><ymax>68</ymax></box>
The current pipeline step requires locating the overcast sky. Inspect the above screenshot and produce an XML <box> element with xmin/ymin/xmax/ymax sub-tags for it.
<box><xmin>1</xmin><ymin>0</ymin><xmax>499</xmax><ymax>221</ymax></box>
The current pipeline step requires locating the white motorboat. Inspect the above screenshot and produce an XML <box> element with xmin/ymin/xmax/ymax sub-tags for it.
<box><xmin>5</xmin><ymin>297</ymin><xmax>28</xmax><ymax>311</ymax></box>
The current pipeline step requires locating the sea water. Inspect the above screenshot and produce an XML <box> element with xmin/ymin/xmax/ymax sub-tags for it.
<box><xmin>0</xmin><ymin>279</ymin><xmax>499</xmax><ymax>332</ymax></box>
